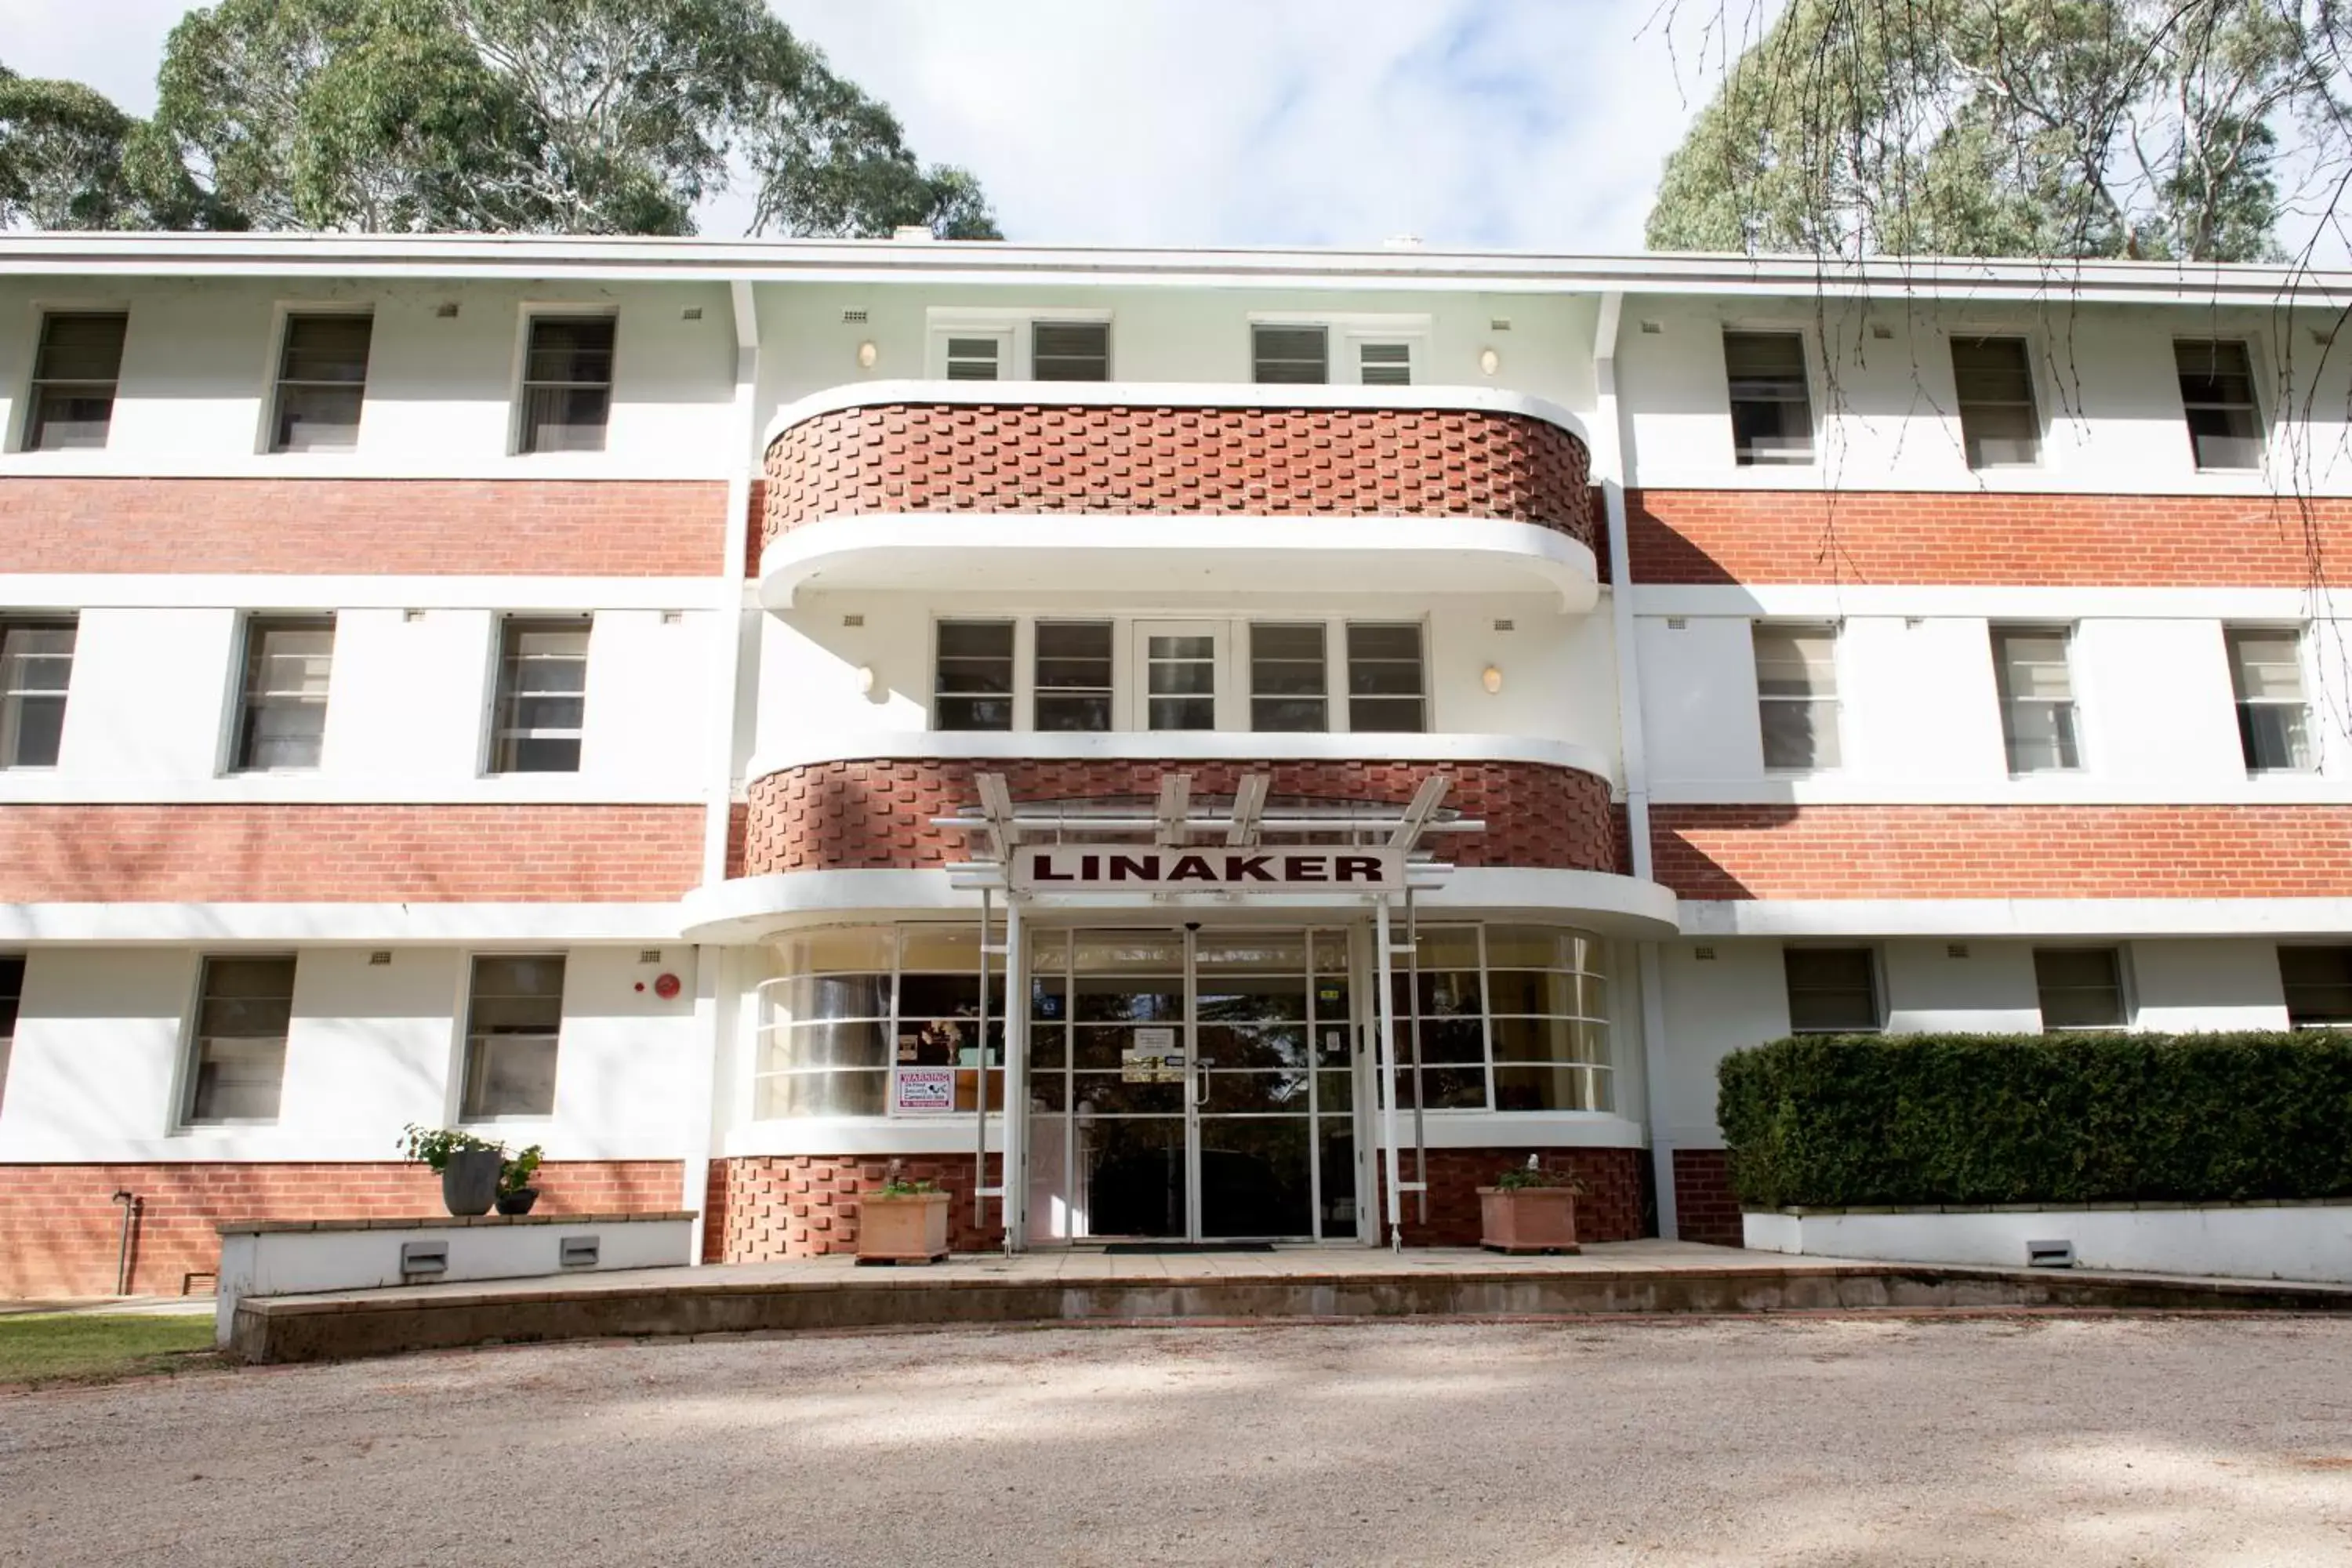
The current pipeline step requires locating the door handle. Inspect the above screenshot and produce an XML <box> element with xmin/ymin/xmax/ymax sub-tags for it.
<box><xmin>1192</xmin><ymin>1058</ymin><xmax>1212</xmax><ymax>1107</ymax></box>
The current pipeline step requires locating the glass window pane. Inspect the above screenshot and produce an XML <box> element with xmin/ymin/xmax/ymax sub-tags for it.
<box><xmin>1252</xmin><ymin>325</ymin><xmax>1328</xmax><ymax>384</ymax></box>
<box><xmin>494</xmin><ymin>620</ymin><xmax>589</xmax><ymax>773</ymax></box>
<box><xmin>27</xmin><ymin>312</ymin><xmax>127</xmax><ymax>451</ymax></box>
<box><xmin>189</xmin><ymin>956</ymin><xmax>295</xmax><ymax>1123</ymax></box>
<box><xmin>521</xmin><ymin>318</ymin><xmax>615</xmax><ymax>452</ymax></box>
<box><xmin>1952</xmin><ymin>336</ymin><xmax>2039</xmax><ymax>467</ymax></box>
<box><xmin>1784</xmin><ymin>948</ymin><xmax>1877</xmax><ymax>1033</ymax></box>
<box><xmin>0</xmin><ymin>622</ymin><xmax>76</xmax><ymax>769</ymax></box>
<box><xmin>1725</xmin><ymin>331</ymin><xmax>1814</xmax><ymax>465</ymax></box>
<box><xmin>1033</xmin><ymin>321</ymin><xmax>1109</xmax><ymax>381</ymax></box>
<box><xmin>2034</xmin><ymin>948</ymin><xmax>2126</xmax><ymax>1029</ymax></box>
<box><xmin>2281</xmin><ymin>946</ymin><xmax>2352</xmax><ymax>1027</ymax></box>
<box><xmin>1494</xmin><ymin>1064</ymin><xmax>1610</xmax><ymax>1112</ymax></box>
<box><xmin>2175</xmin><ymin>340</ymin><xmax>2262</xmax><ymax>468</ymax></box>
<box><xmin>1357</xmin><ymin>340</ymin><xmax>1413</xmax><ymax>386</ymax></box>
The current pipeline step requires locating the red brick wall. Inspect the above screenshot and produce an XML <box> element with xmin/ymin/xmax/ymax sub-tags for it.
<box><xmin>1653</xmin><ymin>804</ymin><xmax>2352</xmax><ymax>901</ymax></box>
<box><xmin>1392</xmin><ymin>1146</ymin><xmax>1647</xmax><ymax>1247</ymax></box>
<box><xmin>0</xmin><ymin>804</ymin><xmax>703</xmax><ymax>903</ymax></box>
<box><xmin>763</xmin><ymin>403</ymin><xmax>1594</xmax><ymax>549</ymax></box>
<box><xmin>742</xmin><ymin>758</ymin><xmax>1621</xmax><ymax>876</ymax></box>
<box><xmin>707</xmin><ymin>1156</ymin><xmax>1004</xmax><ymax>1260</ymax></box>
<box><xmin>1628</xmin><ymin>489</ymin><xmax>2352</xmax><ymax>587</ymax></box>
<box><xmin>0</xmin><ymin>1160</ymin><xmax>682</xmax><ymax>1298</ymax></box>
<box><xmin>1672</xmin><ymin>1148</ymin><xmax>1743</xmax><ymax>1248</ymax></box>
<box><xmin>0</xmin><ymin>479</ymin><xmax>727</xmax><ymax>576</ymax></box>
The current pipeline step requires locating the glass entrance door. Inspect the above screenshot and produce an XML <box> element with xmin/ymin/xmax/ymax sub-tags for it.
<box><xmin>1025</xmin><ymin>926</ymin><xmax>1362</xmax><ymax>1243</ymax></box>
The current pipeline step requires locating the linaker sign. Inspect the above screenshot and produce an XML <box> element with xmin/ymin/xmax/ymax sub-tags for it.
<box><xmin>1010</xmin><ymin>844</ymin><xmax>1405</xmax><ymax>894</ymax></box>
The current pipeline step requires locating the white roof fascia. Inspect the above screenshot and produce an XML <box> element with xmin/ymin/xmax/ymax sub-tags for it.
<box><xmin>0</xmin><ymin>232</ymin><xmax>2343</xmax><ymax>309</ymax></box>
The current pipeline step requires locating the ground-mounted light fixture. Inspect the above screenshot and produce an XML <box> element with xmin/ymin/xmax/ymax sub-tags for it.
<box><xmin>1481</xmin><ymin>663</ymin><xmax>1504</xmax><ymax>694</ymax></box>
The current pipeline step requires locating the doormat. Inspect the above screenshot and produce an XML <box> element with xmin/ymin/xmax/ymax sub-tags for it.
<box><xmin>1100</xmin><ymin>1242</ymin><xmax>1278</xmax><ymax>1254</ymax></box>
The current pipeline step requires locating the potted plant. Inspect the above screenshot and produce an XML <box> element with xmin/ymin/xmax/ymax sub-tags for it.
<box><xmin>495</xmin><ymin>1144</ymin><xmax>544</xmax><ymax>1216</ymax></box>
<box><xmin>400</xmin><ymin>1124</ymin><xmax>506</xmax><ymax>1218</ymax></box>
<box><xmin>1478</xmin><ymin>1157</ymin><xmax>1586</xmax><ymax>1254</ymax></box>
<box><xmin>856</xmin><ymin>1167</ymin><xmax>950</xmax><ymax>1265</ymax></box>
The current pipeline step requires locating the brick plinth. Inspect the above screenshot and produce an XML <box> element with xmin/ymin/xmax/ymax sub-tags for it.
<box><xmin>0</xmin><ymin>1160</ymin><xmax>682</xmax><ymax>1298</ymax></box>
<box><xmin>1391</xmin><ymin>1146</ymin><xmax>1649</xmax><ymax>1247</ymax></box>
<box><xmin>742</xmin><ymin>757</ymin><xmax>1621</xmax><ymax>876</ymax></box>
<box><xmin>1653</xmin><ymin>803</ymin><xmax>2352</xmax><ymax>901</ymax></box>
<box><xmin>1671</xmin><ymin>1148</ymin><xmax>1743</xmax><ymax>1248</ymax></box>
<box><xmin>763</xmin><ymin>402</ymin><xmax>1595</xmax><ymax>549</ymax></box>
<box><xmin>708</xmin><ymin>1156</ymin><xmax>1004</xmax><ymax>1260</ymax></box>
<box><xmin>0</xmin><ymin>479</ymin><xmax>727</xmax><ymax>576</ymax></box>
<box><xmin>0</xmin><ymin>804</ymin><xmax>703</xmax><ymax>903</ymax></box>
<box><xmin>1628</xmin><ymin>488</ymin><xmax>2352</xmax><ymax>587</ymax></box>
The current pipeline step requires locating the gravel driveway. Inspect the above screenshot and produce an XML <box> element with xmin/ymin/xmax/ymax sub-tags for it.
<box><xmin>5</xmin><ymin>1316</ymin><xmax>2351</xmax><ymax>1566</ymax></box>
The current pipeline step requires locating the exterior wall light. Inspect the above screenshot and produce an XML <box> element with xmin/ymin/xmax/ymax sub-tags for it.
<box><xmin>1478</xmin><ymin>347</ymin><xmax>1501</xmax><ymax>376</ymax></box>
<box><xmin>856</xmin><ymin>664</ymin><xmax>878</xmax><ymax>695</ymax></box>
<box><xmin>1481</xmin><ymin>664</ymin><xmax>1504</xmax><ymax>694</ymax></box>
<box><xmin>856</xmin><ymin>340</ymin><xmax>879</xmax><ymax>369</ymax></box>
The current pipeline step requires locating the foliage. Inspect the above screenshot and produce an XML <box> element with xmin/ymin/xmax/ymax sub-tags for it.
<box><xmin>499</xmin><ymin>1143</ymin><xmax>543</xmax><ymax>1196</ymax></box>
<box><xmin>1718</xmin><ymin>1033</ymin><xmax>2352</xmax><ymax>1209</ymax></box>
<box><xmin>1494</xmin><ymin>1160</ymin><xmax>1587</xmax><ymax>1192</ymax></box>
<box><xmin>4</xmin><ymin>0</ymin><xmax>996</xmax><ymax>238</ymax></box>
<box><xmin>1646</xmin><ymin>0</ymin><xmax>2349</xmax><ymax>261</ymax></box>
<box><xmin>0</xmin><ymin>1313</ymin><xmax>220</xmax><ymax>1387</ymax></box>
<box><xmin>875</xmin><ymin>1177</ymin><xmax>940</xmax><ymax>1198</ymax></box>
<box><xmin>397</xmin><ymin>1122</ymin><xmax>504</xmax><ymax>1174</ymax></box>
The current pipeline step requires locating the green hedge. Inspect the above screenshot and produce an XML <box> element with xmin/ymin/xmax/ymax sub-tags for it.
<box><xmin>1716</xmin><ymin>1033</ymin><xmax>2352</xmax><ymax>1210</ymax></box>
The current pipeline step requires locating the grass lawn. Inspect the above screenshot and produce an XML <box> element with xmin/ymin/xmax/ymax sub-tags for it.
<box><xmin>0</xmin><ymin>1313</ymin><xmax>223</xmax><ymax>1387</ymax></box>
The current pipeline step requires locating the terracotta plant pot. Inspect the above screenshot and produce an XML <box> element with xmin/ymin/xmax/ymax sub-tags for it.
<box><xmin>1478</xmin><ymin>1186</ymin><xmax>1581</xmax><ymax>1254</ymax></box>
<box><xmin>858</xmin><ymin>1190</ymin><xmax>951</xmax><ymax>1264</ymax></box>
<box><xmin>440</xmin><ymin>1149</ymin><xmax>503</xmax><ymax>1217</ymax></box>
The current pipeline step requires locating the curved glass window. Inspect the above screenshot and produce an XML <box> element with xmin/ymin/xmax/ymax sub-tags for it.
<box><xmin>1389</xmin><ymin>924</ymin><xmax>1612</xmax><ymax>1112</ymax></box>
<box><xmin>755</xmin><ymin>925</ymin><xmax>1005</xmax><ymax>1120</ymax></box>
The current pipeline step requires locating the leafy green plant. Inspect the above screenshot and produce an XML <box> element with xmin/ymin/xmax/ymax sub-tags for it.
<box><xmin>876</xmin><ymin>1176</ymin><xmax>940</xmax><ymax>1198</ymax></box>
<box><xmin>499</xmin><ymin>1144</ymin><xmax>544</xmax><ymax>1196</ymax></box>
<box><xmin>397</xmin><ymin>1123</ymin><xmax>504</xmax><ymax>1174</ymax></box>
<box><xmin>1494</xmin><ymin>1160</ymin><xmax>1586</xmax><ymax>1192</ymax></box>
<box><xmin>1718</xmin><ymin>1033</ymin><xmax>2352</xmax><ymax>1210</ymax></box>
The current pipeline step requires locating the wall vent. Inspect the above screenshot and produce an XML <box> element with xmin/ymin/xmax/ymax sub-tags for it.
<box><xmin>368</xmin><ymin>950</ymin><xmax>392</xmax><ymax>967</ymax></box>
<box><xmin>1639</xmin><ymin>321</ymin><xmax>1663</xmax><ymax>334</ymax></box>
<box><xmin>1488</xmin><ymin>318</ymin><xmax>1512</xmax><ymax>332</ymax></box>
<box><xmin>1493</xmin><ymin>619</ymin><xmax>1515</xmax><ymax>633</ymax></box>
<box><xmin>681</xmin><ymin>307</ymin><xmax>703</xmax><ymax>321</ymax></box>
<box><xmin>840</xmin><ymin>309</ymin><xmax>869</xmax><ymax>324</ymax></box>
<box><xmin>1693</xmin><ymin>946</ymin><xmax>1717</xmax><ymax>961</ymax></box>
<box><xmin>660</xmin><ymin>610</ymin><xmax>684</xmax><ymax>625</ymax></box>
<box><xmin>1871</xmin><ymin>321</ymin><xmax>1894</xmax><ymax>339</ymax></box>
<box><xmin>400</xmin><ymin>1241</ymin><xmax>448</xmax><ymax>1278</ymax></box>
<box><xmin>1947</xmin><ymin>943</ymin><xmax>1971</xmax><ymax>959</ymax></box>
<box><xmin>639</xmin><ymin>949</ymin><xmax>662</xmax><ymax>964</ymax></box>
<box><xmin>561</xmin><ymin>1236</ymin><xmax>601</xmax><ymax>1268</ymax></box>
<box><xmin>434</xmin><ymin>302</ymin><xmax>460</xmax><ymax>319</ymax></box>
<box><xmin>1666</xmin><ymin>616</ymin><xmax>1688</xmax><ymax>630</ymax></box>
<box><xmin>403</xmin><ymin>608</ymin><xmax>425</xmax><ymax>622</ymax></box>
<box><xmin>2026</xmin><ymin>1240</ymin><xmax>2075</xmax><ymax>1269</ymax></box>
<box><xmin>843</xmin><ymin>613</ymin><xmax>866</xmax><ymax>627</ymax></box>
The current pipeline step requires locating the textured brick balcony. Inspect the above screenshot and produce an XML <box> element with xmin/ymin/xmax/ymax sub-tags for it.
<box><xmin>760</xmin><ymin>397</ymin><xmax>1595</xmax><ymax>562</ymax></box>
<box><xmin>735</xmin><ymin>757</ymin><xmax>1621</xmax><ymax>877</ymax></box>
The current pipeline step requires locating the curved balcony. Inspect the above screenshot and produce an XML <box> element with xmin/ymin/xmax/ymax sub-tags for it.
<box><xmin>755</xmin><ymin>383</ymin><xmax>1600</xmax><ymax>612</ymax></box>
<box><xmin>681</xmin><ymin>734</ymin><xmax>1677</xmax><ymax>942</ymax></box>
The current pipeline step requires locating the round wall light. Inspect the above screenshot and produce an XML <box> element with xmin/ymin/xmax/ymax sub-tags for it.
<box><xmin>1478</xmin><ymin>347</ymin><xmax>1501</xmax><ymax>376</ymax></box>
<box><xmin>856</xmin><ymin>340</ymin><xmax>879</xmax><ymax>369</ymax></box>
<box><xmin>1481</xmin><ymin>664</ymin><xmax>1504</xmax><ymax>694</ymax></box>
<box><xmin>855</xmin><ymin>664</ymin><xmax>878</xmax><ymax>695</ymax></box>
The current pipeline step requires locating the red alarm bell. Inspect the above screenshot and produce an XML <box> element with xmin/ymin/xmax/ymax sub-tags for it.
<box><xmin>654</xmin><ymin>972</ymin><xmax>682</xmax><ymax>1000</ymax></box>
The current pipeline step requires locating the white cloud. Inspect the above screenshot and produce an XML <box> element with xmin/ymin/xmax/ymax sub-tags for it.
<box><xmin>0</xmin><ymin>0</ymin><xmax>1754</xmax><ymax>249</ymax></box>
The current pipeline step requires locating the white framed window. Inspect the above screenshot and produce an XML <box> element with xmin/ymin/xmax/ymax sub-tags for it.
<box><xmin>1724</xmin><ymin>329</ymin><xmax>1815</xmax><ymax>465</ymax></box>
<box><xmin>0</xmin><ymin>953</ymin><xmax>21</xmax><ymax>1116</ymax></box>
<box><xmin>460</xmin><ymin>953</ymin><xmax>565</xmax><ymax>1120</ymax></box>
<box><xmin>233</xmin><ymin>615</ymin><xmax>335</xmax><ymax>772</ymax></box>
<box><xmin>1753</xmin><ymin>622</ymin><xmax>1840</xmax><ymax>771</ymax></box>
<box><xmin>2176</xmin><ymin>339</ymin><xmax>2263</xmax><ymax>470</ymax></box>
<box><xmin>1251</xmin><ymin>325</ymin><xmax>1330</xmax><ymax>384</ymax></box>
<box><xmin>2281</xmin><ymin>946</ymin><xmax>2352</xmax><ymax>1029</ymax></box>
<box><xmin>1784</xmin><ymin>946</ymin><xmax>1880</xmax><ymax>1033</ymax></box>
<box><xmin>269</xmin><ymin>311</ymin><xmax>372</xmax><ymax>452</ymax></box>
<box><xmin>1033</xmin><ymin>620</ymin><xmax>1112</xmax><ymax>731</ymax></box>
<box><xmin>491</xmin><ymin>616</ymin><xmax>590</xmax><ymax>774</ymax></box>
<box><xmin>1992</xmin><ymin>626</ymin><xmax>2082</xmax><ymax>775</ymax></box>
<box><xmin>2227</xmin><ymin>626</ymin><xmax>2313</xmax><ymax>774</ymax></box>
<box><xmin>0</xmin><ymin>617</ymin><xmax>74</xmax><ymax>769</ymax></box>
<box><xmin>753</xmin><ymin>925</ymin><xmax>1005</xmax><ymax>1120</ymax></box>
<box><xmin>1951</xmin><ymin>335</ymin><xmax>2040</xmax><ymax>468</ymax></box>
<box><xmin>517</xmin><ymin>313</ymin><xmax>616</xmax><ymax>454</ymax></box>
<box><xmin>942</xmin><ymin>330</ymin><xmax>1008</xmax><ymax>381</ymax></box>
<box><xmin>2034</xmin><ymin>946</ymin><xmax>2129</xmax><ymax>1029</ymax></box>
<box><xmin>1032</xmin><ymin>321</ymin><xmax>1109</xmax><ymax>381</ymax></box>
<box><xmin>1351</xmin><ymin>339</ymin><xmax>1415</xmax><ymax>386</ymax></box>
<box><xmin>1135</xmin><ymin>620</ymin><xmax>1226</xmax><ymax>731</ymax></box>
<box><xmin>22</xmin><ymin>311</ymin><xmax>128</xmax><ymax>452</ymax></box>
<box><xmin>925</xmin><ymin>314</ymin><xmax>1113</xmax><ymax>382</ymax></box>
<box><xmin>183</xmin><ymin>956</ymin><xmax>296</xmax><ymax>1126</ymax></box>
<box><xmin>935</xmin><ymin>619</ymin><xmax>1016</xmax><ymax>731</ymax></box>
<box><xmin>1346</xmin><ymin>622</ymin><xmax>1426</xmax><ymax>733</ymax></box>
<box><xmin>1250</xmin><ymin>622</ymin><xmax>1328</xmax><ymax>732</ymax></box>
<box><xmin>1386</xmin><ymin>924</ymin><xmax>1615</xmax><ymax>1113</ymax></box>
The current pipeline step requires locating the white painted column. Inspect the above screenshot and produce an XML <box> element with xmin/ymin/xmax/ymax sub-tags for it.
<box><xmin>1001</xmin><ymin>895</ymin><xmax>1028</xmax><ymax>1251</ymax></box>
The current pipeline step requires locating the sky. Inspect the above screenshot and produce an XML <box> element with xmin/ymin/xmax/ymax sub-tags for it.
<box><xmin>0</xmin><ymin>0</ymin><xmax>1771</xmax><ymax>251</ymax></box>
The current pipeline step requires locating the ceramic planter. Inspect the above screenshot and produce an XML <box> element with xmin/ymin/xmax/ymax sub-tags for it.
<box><xmin>1479</xmin><ymin>1185</ymin><xmax>1581</xmax><ymax>1254</ymax></box>
<box><xmin>440</xmin><ymin>1149</ymin><xmax>503</xmax><ymax>1217</ymax></box>
<box><xmin>858</xmin><ymin>1191</ymin><xmax>951</xmax><ymax>1264</ymax></box>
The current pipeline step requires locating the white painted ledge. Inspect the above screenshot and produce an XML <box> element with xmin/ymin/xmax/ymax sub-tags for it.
<box><xmin>0</xmin><ymin>902</ymin><xmax>688</xmax><ymax>945</ymax></box>
<box><xmin>742</xmin><ymin>730</ymin><xmax>1620</xmax><ymax>789</ymax></box>
<box><xmin>1679</xmin><ymin>897</ymin><xmax>2352</xmax><ymax>938</ymax></box>
<box><xmin>1648</xmin><ymin>775</ymin><xmax>2352</xmax><ymax>807</ymax></box>
<box><xmin>1745</xmin><ymin>1204</ymin><xmax>2352</xmax><ymax>1285</ymax></box>
<box><xmin>760</xmin><ymin>378</ymin><xmax>1595</xmax><ymax>454</ymax></box>
<box><xmin>681</xmin><ymin>866</ymin><xmax>1679</xmax><ymax>943</ymax></box>
<box><xmin>757</xmin><ymin>512</ymin><xmax>1600</xmax><ymax>612</ymax></box>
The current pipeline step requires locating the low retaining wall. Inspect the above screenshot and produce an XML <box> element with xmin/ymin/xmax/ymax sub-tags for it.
<box><xmin>215</xmin><ymin>1212</ymin><xmax>695</xmax><ymax>1345</ymax></box>
<box><xmin>1744</xmin><ymin>1202</ymin><xmax>2352</xmax><ymax>1283</ymax></box>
